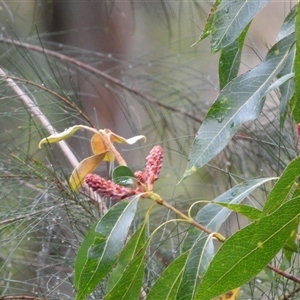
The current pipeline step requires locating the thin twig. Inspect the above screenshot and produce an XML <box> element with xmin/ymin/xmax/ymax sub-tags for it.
<box><xmin>0</xmin><ymin>204</ymin><xmax>65</xmax><ymax>226</ymax></box>
<box><xmin>0</xmin><ymin>67</ymin><xmax>79</xmax><ymax>169</ymax></box>
<box><xmin>0</xmin><ymin>74</ymin><xmax>93</xmax><ymax>126</ymax></box>
<box><xmin>0</xmin><ymin>296</ymin><xmax>46</xmax><ymax>300</ymax></box>
<box><xmin>0</xmin><ymin>66</ymin><xmax>105</xmax><ymax>212</ymax></box>
<box><xmin>0</xmin><ymin>37</ymin><xmax>203</xmax><ymax>124</ymax></box>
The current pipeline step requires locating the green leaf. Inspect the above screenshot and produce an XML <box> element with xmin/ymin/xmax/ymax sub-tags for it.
<box><xmin>69</xmin><ymin>152</ymin><xmax>107</xmax><ymax>190</ymax></box>
<box><xmin>276</xmin><ymin>5</ymin><xmax>296</xmax><ymax>125</ymax></box>
<box><xmin>195</xmin><ymin>178</ymin><xmax>275</xmax><ymax>232</ymax></box>
<box><xmin>212</xmin><ymin>202</ymin><xmax>262</xmax><ymax>221</ymax></box>
<box><xmin>219</xmin><ymin>23</ymin><xmax>250</xmax><ymax>89</ymax></box>
<box><xmin>106</xmin><ymin>221</ymin><xmax>147</xmax><ymax>293</ymax></box>
<box><xmin>112</xmin><ymin>165</ymin><xmax>136</xmax><ymax>186</ymax></box>
<box><xmin>74</xmin><ymin>198</ymin><xmax>139</xmax><ymax>300</ymax></box>
<box><xmin>182</xmin><ymin>178</ymin><xmax>274</xmax><ymax>260</ymax></box>
<box><xmin>262</xmin><ymin>157</ymin><xmax>300</xmax><ymax>216</ymax></box>
<box><xmin>147</xmin><ymin>251</ymin><xmax>190</xmax><ymax>300</ymax></box>
<box><xmin>277</xmin><ymin>4</ymin><xmax>296</xmax><ymax>42</ymax></box>
<box><xmin>104</xmin><ymin>245</ymin><xmax>147</xmax><ymax>300</ymax></box>
<box><xmin>184</xmin><ymin>33</ymin><xmax>294</xmax><ymax>179</ymax></box>
<box><xmin>211</xmin><ymin>0</ymin><xmax>269</xmax><ymax>52</ymax></box>
<box><xmin>291</xmin><ymin>3</ymin><xmax>300</xmax><ymax>123</ymax></box>
<box><xmin>192</xmin><ymin>0</ymin><xmax>222</xmax><ymax>45</ymax></box>
<box><xmin>195</xmin><ymin>197</ymin><xmax>300</xmax><ymax>300</ymax></box>
<box><xmin>177</xmin><ymin>236</ymin><xmax>214</xmax><ymax>300</ymax></box>
<box><xmin>38</xmin><ymin>125</ymin><xmax>83</xmax><ymax>148</ymax></box>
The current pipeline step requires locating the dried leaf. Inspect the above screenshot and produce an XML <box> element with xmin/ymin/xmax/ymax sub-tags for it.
<box><xmin>69</xmin><ymin>152</ymin><xmax>107</xmax><ymax>190</ymax></box>
<box><xmin>39</xmin><ymin>125</ymin><xmax>83</xmax><ymax>148</ymax></box>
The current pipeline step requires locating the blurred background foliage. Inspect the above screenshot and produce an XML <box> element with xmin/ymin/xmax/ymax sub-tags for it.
<box><xmin>0</xmin><ymin>1</ymin><xmax>298</xmax><ymax>299</ymax></box>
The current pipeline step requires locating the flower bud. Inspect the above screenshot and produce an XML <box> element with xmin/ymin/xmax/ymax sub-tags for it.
<box><xmin>85</xmin><ymin>173</ymin><xmax>137</xmax><ymax>201</ymax></box>
<box><xmin>145</xmin><ymin>145</ymin><xmax>164</xmax><ymax>187</ymax></box>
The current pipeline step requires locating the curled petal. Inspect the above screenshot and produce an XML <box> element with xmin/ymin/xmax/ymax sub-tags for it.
<box><xmin>91</xmin><ymin>133</ymin><xmax>115</xmax><ymax>161</ymax></box>
<box><xmin>107</xmin><ymin>129</ymin><xmax>146</xmax><ymax>144</ymax></box>
<box><xmin>39</xmin><ymin>125</ymin><xmax>83</xmax><ymax>148</ymax></box>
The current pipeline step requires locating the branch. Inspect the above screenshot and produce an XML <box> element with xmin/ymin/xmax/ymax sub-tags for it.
<box><xmin>0</xmin><ymin>37</ymin><xmax>203</xmax><ymax>124</ymax></box>
<box><xmin>0</xmin><ymin>66</ymin><xmax>106</xmax><ymax>212</ymax></box>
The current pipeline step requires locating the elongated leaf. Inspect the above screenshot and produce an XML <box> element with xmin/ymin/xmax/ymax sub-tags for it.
<box><xmin>277</xmin><ymin>4</ymin><xmax>296</xmax><ymax>42</ymax></box>
<box><xmin>195</xmin><ymin>178</ymin><xmax>275</xmax><ymax>233</ymax></box>
<box><xmin>184</xmin><ymin>33</ymin><xmax>294</xmax><ymax>179</ymax></box>
<box><xmin>69</xmin><ymin>152</ymin><xmax>107</xmax><ymax>190</ymax></box>
<box><xmin>291</xmin><ymin>3</ymin><xmax>300</xmax><ymax>123</ymax></box>
<box><xmin>276</xmin><ymin>6</ymin><xmax>296</xmax><ymax>125</ymax></box>
<box><xmin>211</xmin><ymin>0</ymin><xmax>269</xmax><ymax>52</ymax></box>
<box><xmin>262</xmin><ymin>156</ymin><xmax>300</xmax><ymax>216</ymax></box>
<box><xmin>75</xmin><ymin>198</ymin><xmax>139</xmax><ymax>300</ymax></box>
<box><xmin>147</xmin><ymin>251</ymin><xmax>190</xmax><ymax>300</ymax></box>
<box><xmin>104</xmin><ymin>245</ymin><xmax>147</xmax><ymax>300</ymax></box>
<box><xmin>195</xmin><ymin>197</ymin><xmax>300</xmax><ymax>300</ymax></box>
<box><xmin>177</xmin><ymin>236</ymin><xmax>214</xmax><ymax>300</ymax></box>
<box><xmin>74</xmin><ymin>201</ymin><xmax>127</xmax><ymax>287</ymax></box>
<box><xmin>106</xmin><ymin>221</ymin><xmax>147</xmax><ymax>292</ymax></box>
<box><xmin>212</xmin><ymin>202</ymin><xmax>262</xmax><ymax>221</ymax></box>
<box><xmin>219</xmin><ymin>23</ymin><xmax>250</xmax><ymax>89</ymax></box>
<box><xmin>192</xmin><ymin>0</ymin><xmax>222</xmax><ymax>45</ymax></box>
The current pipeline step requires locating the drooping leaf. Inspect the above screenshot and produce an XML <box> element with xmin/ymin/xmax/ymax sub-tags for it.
<box><xmin>106</xmin><ymin>220</ymin><xmax>147</xmax><ymax>293</ymax></box>
<box><xmin>195</xmin><ymin>178</ymin><xmax>275</xmax><ymax>232</ymax></box>
<box><xmin>112</xmin><ymin>165</ymin><xmax>136</xmax><ymax>186</ymax></box>
<box><xmin>264</xmin><ymin>72</ymin><xmax>294</xmax><ymax>96</ymax></box>
<box><xmin>192</xmin><ymin>0</ymin><xmax>222</xmax><ymax>45</ymax></box>
<box><xmin>277</xmin><ymin>4</ymin><xmax>296</xmax><ymax>42</ymax></box>
<box><xmin>177</xmin><ymin>236</ymin><xmax>214</xmax><ymax>300</ymax></box>
<box><xmin>74</xmin><ymin>198</ymin><xmax>139</xmax><ymax>300</ymax></box>
<box><xmin>184</xmin><ymin>33</ymin><xmax>294</xmax><ymax>179</ymax></box>
<box><xmin>211</xmin><ymin>0</ymin><xmax>269</xmax><ymax>52</ymax></box>
<box><xmin>183</xmin><ymin>178</ymin><xmax>276</xmax><ymax>251</ymax></box>
<box><xmin>147</xmin><ymin>251</ymin><xmax>190</xmax><ymax>300</ymax></box>
<box><xmin>38</xmin><ymin>125</ymin><xmax>83</xmax><ymax>148</ymax></box>
<box><xmin>219</xmin><ymin>23</ymin><xmax>250</xmax><ymax>89</ymax></box>
<box><xmin>212</xmin><ymin>202</ymin><xmax>262</xmax><ymax>221</ymax></box>
<box><xmin>195</xmin><ymin>197</ymin><xmax>300</xmax><ymax>300</ymax></box>
<box><xmin>291</xmin><ymin>3</ymin><xmax>300</xmax><ymax>123</ymax></box>
<box><xmin>69</xmin><ymin>152</ymin><xmax>107</xmax><ymax>190</ymax></box>
<box><xmin>104</xmin><ymin>245</ymin><xmax>147</xmax><ymax>300</ymax></box>
<box><xmin>276</xmin><ymin>5</ymin><xmax>296</xmax><ymax>125</ymax></box>
<box><xmin>262</xmin><ymin>156</ymin><xmax>300</xmax><ymax>216</ymax></box>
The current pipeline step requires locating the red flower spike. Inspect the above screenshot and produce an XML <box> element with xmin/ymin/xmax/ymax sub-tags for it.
<box><xmin>134</xmin><ymin>170</ymin><xmax>147</xmax><ymax>184</ymax></box>
<box><xmin>145</xmin><ymin>145</ymin><xmax>164</xmax><ymax>190</ymax></box>
<box><xmin>85</xmin><ymin>173</ymin><xmax>137</xmax><ymax>201</ymax></box>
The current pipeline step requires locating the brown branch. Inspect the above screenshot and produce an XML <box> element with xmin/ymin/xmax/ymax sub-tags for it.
<box><xmin>0</xmin><ymin>37</ymin><xmax>203</xmax><ymax>124</ymax></box>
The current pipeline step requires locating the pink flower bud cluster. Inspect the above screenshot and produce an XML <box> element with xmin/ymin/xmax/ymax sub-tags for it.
<box><xmin>135</xmin><ymin>145</ymin><xmax>164</xmax><ymax>191</ymax></box>
<box><xmin>85</xmin><ymin>173</ymin><xmax>137</xmax><ymax>201</ymax></box>
<box><xmin>85</xmin><ymin>145</ymin><xmax>164</xmax><ymax>201</ymax></box>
